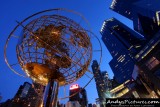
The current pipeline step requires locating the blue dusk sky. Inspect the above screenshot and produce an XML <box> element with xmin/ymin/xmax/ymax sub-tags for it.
<box><xmin>0</xmin><ymin>0</ymin><xmax>132</xmax><ymax>104</ymax></box>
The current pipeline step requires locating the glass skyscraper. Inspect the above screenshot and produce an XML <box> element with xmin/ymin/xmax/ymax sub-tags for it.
<box><xmin>110</xmin><ymin>0</ymin><xmax>139</xmax><ymax>20</ymax></box>
<box><xmin>110</xmin><ymin>0</ymin><xmax>160</xmax><ymax>97</ymax></box>
<box><xmin>110</xmin><ymin>0</ymin><xmax>160</xmax><ymax>40</ymax></box>
<box><xmin>100</xmin><ymin>18</ymin><xmax>145</xmax><ymax>84</ymax></box>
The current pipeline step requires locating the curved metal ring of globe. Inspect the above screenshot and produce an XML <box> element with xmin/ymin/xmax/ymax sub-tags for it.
<box><xmin>4</xmin><ymin>9</ymin><xmax>102</xmax><ymax>107</ymax></box>
<box><xmin>17</xmin><ymin>14</ymin><xmax>92</xmax><ymax>86</ymax></box>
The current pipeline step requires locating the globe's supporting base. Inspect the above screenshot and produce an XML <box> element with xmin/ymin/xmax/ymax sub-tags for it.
<box><xmin>43</xmin><ymin>80</ymin><xmax>59</xmax><ymax>107</ymax></box>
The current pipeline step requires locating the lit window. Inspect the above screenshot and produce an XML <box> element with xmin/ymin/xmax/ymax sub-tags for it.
<box><xmin>135</xmin><ymin>45</ymin><xmax>141</xmax><ymax>48</ymax></box>
<box><xmin>117</xmin><ymin>55</ymin><xmax>125</xmax><ymax>62</ymax></box>
<box><xmin>145</xmin><ymin>57</ymin><xmax>160</xmax><ymax>70</ymax></box>
<box><xmin>156</xmin><ymin>11</ymin><xmax>160</xmax><ymax>26</ymax></box>
<box><xmin>115</xmin><ymin>64</ymin><xmax>118</xmax><ymax>68</ymax></box>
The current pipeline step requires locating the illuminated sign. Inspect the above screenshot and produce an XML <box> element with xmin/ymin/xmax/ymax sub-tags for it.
<box><xmin>70</xmin><ymin>84</ymin><xmax>79</xmax><ymax>90</ymax></box>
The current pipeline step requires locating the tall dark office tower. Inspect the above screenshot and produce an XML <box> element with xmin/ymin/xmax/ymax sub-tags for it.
<box><xmin>1</xmin><ymin>82</ymin><xmax>32</xmax><ymax>107</ymax></box>
<box><xmin>110</xmin><ymin>0</ymin><xmax>139</xmax><ymax>20</ymax></box>
<box><xmin>14</xmin><ymin>82</ymin><xmax>31</xmax><ymax>99</ymax></box>
<box><xmin>110</xmin><ymin>0</ymin><xmax>160</xmax><ymax>97</ymax></box>
<box><xmin>100</xmin><ymin>18</ymin><xmax>145</xmax><ymax>83</ymax></box>
<box><xmin>132</xmin><ymin>0</ymin><xmax>160</xmax><ymax>39</ymax></box>
<box><xmin>14</xmin><ymin>82</ymin><xmax>43</xmax><ymax>107</ymax></box>
<box><xmin>109</xmin><ymin>52</ymin><xmax>135</xmax><ymax>83</ymax></box>
<box><xmin>80</xmin><ymin>88</ymin><xmax>88</xmax><ymax>107</ymax></box>
<box><xmin>101</xmin><ymin>18</ymin><xmax>145</xmax><ymax>58</ymax></box>
<box><xmin>1</xmin><ymin>82</ymin><xmax>43</xmax><ymax>107</ymax></box>
<box><xmin>110</xmin><ymin>0</ymin><xmax>160</xmax><ymax>40</ymax></box>
<box><xmin>91</xmin><ymin>60</ymin><xmax>106</xmax><ymax>105</ymax></box>
<box><xmin>69</xmin><ymin>84</ymin><xmax>88</xmax><ymax>107</ymax></box>
<box><xmin>26</xmin><ymin>82</ymin><xmax>44</xmax><ymax>107</ymax></box>
<box><xmin>69</xmin><ymin>84</ymin><xmax>81</xmax><ymax>101</ymax></box>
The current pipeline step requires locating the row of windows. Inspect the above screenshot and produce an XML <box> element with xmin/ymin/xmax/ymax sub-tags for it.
<box><xmin>117</xmin><ymin>55</ymin><xmax>126</xmax><ymax>62</ymax></box>
<box><xmin>145</xmin><ymin>57</ymin><xmax>160</xmax><ymax>70</ymax></box>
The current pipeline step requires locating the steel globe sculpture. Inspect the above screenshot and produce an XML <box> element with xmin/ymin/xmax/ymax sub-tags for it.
<box><xmin>17</xmin><ymin>15</ymin><xmax>91</xmax><ymax>86</ymax></box>
<box><xmin>4</xmin><ymin>8</ymin><xmax>102</xmax><ymax>107</ymax></box>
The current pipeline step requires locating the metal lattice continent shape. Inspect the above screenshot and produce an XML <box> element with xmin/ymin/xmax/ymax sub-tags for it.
<box><xmin>16</xmin><ymin>15</ymin><xmax>92</xmax><ymax>86</ymax></box>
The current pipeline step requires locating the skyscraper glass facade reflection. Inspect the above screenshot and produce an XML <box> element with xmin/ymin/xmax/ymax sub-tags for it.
<box><xmin>109</xmin><ymin>52</ymin><xmax>135</xmax><ymax>83</ymax></box>
<box><xmin>110</xmin><ymin>0</ymin><xmax>160</xmax><ymax>97</ymax></box>
<box><xmin>110</xmin><ymin>0</ymin><xmax>139</xmax><ymax>20</ymax></box>
<box><xmin>110</xmin><ymin>0</ymin><xmax>160</xmax><ymax>40</ymax></box>
<box><xmin>100</xmin><ymin>18</ymin><xmax>145</xmax><ymax>83</ymax></box>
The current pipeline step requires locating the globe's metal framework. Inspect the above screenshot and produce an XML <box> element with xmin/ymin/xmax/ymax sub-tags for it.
<box><xmin>4</xmin><ymin>8</ymin><xmax>102</xmax><ymax>107</ymax></box>
<box><xmin>17</xmin><ymin>14</ymin><xmax>92</xmax><ymax>86</ymax></box>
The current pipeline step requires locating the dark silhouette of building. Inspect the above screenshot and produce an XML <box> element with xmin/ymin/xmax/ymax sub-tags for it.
<box><xmin>101</xmin><ymin>71</ymin><xmax>111</xmax><ymax>91</ymax></box>
<box><xmin>135</xmin><ymin>31</ymin><xmax>160</xmax><ymax>97</ymax></box>
<box><xmin>0</xmin><ymin>82</ymin><xmax>44</xmax><ymax>107</ymax></box>
<box><xmin>80</xmin><ymin>88</ymin><xmax>88</xmax><ymax>107</ymax></box>
<box><xmin>110</xmin><ymin>76</ymin><xmax>119</xmax><ymax>89</ymax></box>
<box><xmin>88</xmin><ymin>103</ymin><xmax>92</xmax><ymax>107</ymax></box>
<box><xmin>69</xmin><ymin>84</ymin><xmax>81</xmax><ymax>102</ymax></box>
<box><xmin>91</xmin><ymin>60</ymin><xmax>106</xmax><ymax>107</ymax></box>
<box><xmin>110</xmin><ymin>0</ymin><xmax>160</xmax><ymax>40</ymax></box>
<box><xmin>14</xmin><ymin>82</ymin><xmax>31</xmax><ymax>99</ymax></box>
<box><xmin>69</xmin><ymin>84</ymin><xmax>88</xmax><ymax>107</ymax></box>
<box><xmin>100</xmin><ymin>18</ymin><xmax>145</xmax><ymax>83</ymax></box>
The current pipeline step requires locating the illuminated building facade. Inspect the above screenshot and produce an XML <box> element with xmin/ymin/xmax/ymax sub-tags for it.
<box><xmin>110</xmin><ymin>0</ymin><xmax>160</xmax><ymax>40</ymax></box>
<box><xmin>109</xmin><ymin>53</ymin><xmax>135</xmax><ymax>83</ymax></box>
<box><xmin>14</xmin><ymin>82</ymin><xmax>31</xmax><ymax>99</ymax></box>
<box><xmin>0</xmin><ymin>82</ymin><xmax>44</xmax><ymax>107</ymax></box>
<box><xmin>101</xmin><ymin>18</ymin><xmax>145</xmax><ymax>58</ymax></box>
<box><xmin>69</xmin><ymin>84</ymin><xmax>88</xmax><ymax>107</ymax></box>
<box><xmin>109</xmin><ymin>80</ymin><xmax>133</xmax><ymax>98</ymax></box>
<box><xmin>110</xmin><ymin>0</ymin><xmax>160</xmax><ymax>98</ymax></box>
<box><xmin>135</xmin><ymin>31</ymin><xmax>160</xmax><ymax>97</ymax></box>
<box><xmin>101</xmin><ymin>71</ymin><xmax>112</xmax><ymax>91</ymax></box>
<box><xmin>100</xmin><ymin>18</ymin><xmax>145</xmax><ymax>83</ymax></box>
<box><xmin>110</xmin><ymin>0</ymin><xmax>160</xmax><ymax>97</ymax></box>
<box><xmin>109</xmin><ymin>79</ymin><xmax>151</xmax><ymax>98</ymax></box>
<box><xmin>91</xmin><ymin>60</ymin><xmax>106</xmax><ymax>107</ymax></box>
